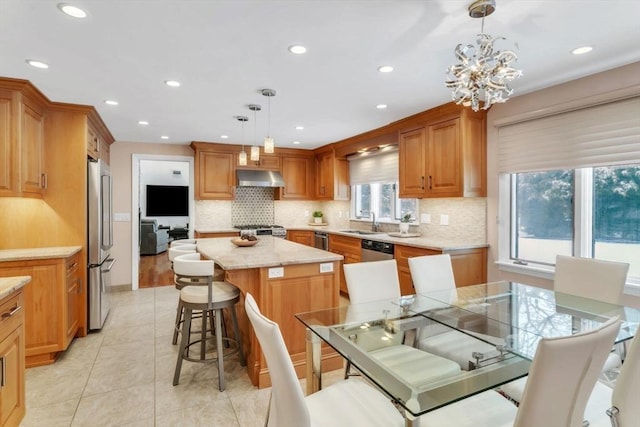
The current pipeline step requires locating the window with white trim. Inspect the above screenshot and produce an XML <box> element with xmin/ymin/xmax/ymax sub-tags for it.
<box><xmin>348</xmin><ymin>147</ymin><xmax>417</xmax><ymax>222</ymax></box>
<box><xmin>497</xmin><ymin>95</ymin><xmax>640</xmax><ymax>284</ymax></box>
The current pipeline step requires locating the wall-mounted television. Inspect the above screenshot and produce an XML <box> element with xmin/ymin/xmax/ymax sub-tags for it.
<box><xmin>146</xmin><ymin>185</ymin><xmax>188</xmax><ymax>216</ymax></box>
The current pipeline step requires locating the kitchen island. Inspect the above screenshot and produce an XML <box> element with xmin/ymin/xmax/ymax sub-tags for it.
<box><xmin>196</xmin><ymin>236</ymin><xmax>344</xmax><ymax>388</ymax></box>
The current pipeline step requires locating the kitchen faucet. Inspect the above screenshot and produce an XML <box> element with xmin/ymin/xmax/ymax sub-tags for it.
<box><xmin>371</xmin><ymin>212</ymin><xmax>379</xmax><ymax>232</ymax></box>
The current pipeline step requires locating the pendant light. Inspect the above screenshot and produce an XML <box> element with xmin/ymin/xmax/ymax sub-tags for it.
<box><xmin>236</xmin><ymin>115</ymin><xmax>248</xmax><ymax>166</ymax></box>
<box><xmin>262</xmin><ymin>88</ymin><xmax>276</xmax><ymax>153</ymax></box>
<box><xmin>248</xmin><ymin>104</ymin><xmax>261</xmax><ymax>162</ymax></box>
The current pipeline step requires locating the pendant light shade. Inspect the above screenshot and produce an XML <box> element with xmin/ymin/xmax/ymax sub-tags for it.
<box><xmin>236</xmin><ymin>115</ymin><xmax>248</xmax><ymax>166</ymax></box>
<box><xmin>248</xmin><ymin>104</ymin><xmax>261</xmax><ymax>162</ymax></box>
<box><xmin>262</xmin><ymin>89</ymin><xmax>276</xmax><ymax>153</ymax></box>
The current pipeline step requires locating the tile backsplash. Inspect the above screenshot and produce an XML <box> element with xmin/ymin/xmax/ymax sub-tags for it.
<box><xmin>231</xmin><ymin>187</ymin><xmax>275</xmax><ymax>225</ymax></box>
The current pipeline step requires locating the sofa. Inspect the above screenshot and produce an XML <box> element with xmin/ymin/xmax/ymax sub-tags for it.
<box><xmin>140</xmin><ymin>218</ymin><xmax>169</xmax><ymax>255</ymax></box>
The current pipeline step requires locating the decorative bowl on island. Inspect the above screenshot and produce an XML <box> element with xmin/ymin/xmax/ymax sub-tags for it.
<box><xmin>231</xmin><ymin>237</ymin><xmax>259</xmax><ymax>247</ymax></box>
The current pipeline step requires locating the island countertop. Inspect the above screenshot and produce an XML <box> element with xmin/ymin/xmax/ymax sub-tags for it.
<box><xmin>197</xmin><ymin>236</ymin><xmax>343</xmax><ymax>270</ymax></box>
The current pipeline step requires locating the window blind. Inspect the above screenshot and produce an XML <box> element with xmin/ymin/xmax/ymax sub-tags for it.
<box><xmin>497</xmin><ymin>96</ymin><xmax>640</xmax><ymax>173</ymax></box>
<box><xmin>348</xmin><ymin>148</ymin><xmax>398</xmax><ymax>185</ymax></box>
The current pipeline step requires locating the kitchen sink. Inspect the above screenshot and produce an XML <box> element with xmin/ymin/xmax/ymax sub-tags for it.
<box><xmin>339</xmin><ymin>229</ymin><xmax>385</xmax><ymax>235</ymax></box>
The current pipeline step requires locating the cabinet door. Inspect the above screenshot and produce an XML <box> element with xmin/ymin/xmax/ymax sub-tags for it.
<box><xmin>0</xmin><ymin>90</ymin><xmax>15</xmax><ymax>195</ymax></box>
<box><xmin>196</xmin><ymin>151</ymin><xmax>235</xmax><ymax>199</ymax></box>
<box><xmin>334</xmin><ymin>158</ymin><xmax>350</xmax><ymax>201</ymax></box>
<box><xmin>0</xmin><ymin>327</ymin><xmax>24</xmax><ymax>427</ymax></box>
<box><xmin>287</xmin><ymin>230</ymin><xmax>314</xmax><ymax>247</ymax></box>
<box><xmin>99</xmin><ymin>138</ymin><xmax>110</xmax><ymax>165</ymax></box>
<box><xmin>399</xmin><ymin>128</ymin><xmax>426</xmax><ymax>198</ymax></box>
<box><xmin>237</xmin><ymin>153</ymin><xmax>280</xmax><ymax>170</ymax></box>
<box><xmin>427</xmin><ymin>118</ymin><xmax>461</xmax><ymax>197</ymax></box>
<box><xmin>280</xmin><ymin>156</ymin><xmax>312</xmax><ymax>199</ymax></box>
<box><xmin>394</xmin><ymin>244</ymin><xmax>440</xmax><ymax>296</ymax></box>
<box><xmin>86</xmin><ymin>124</ymin><xmax>99</xmax><ymax>160</ymax></box>
<box><xmin>316</xmin><ymin>152</ymin><xmax>333</xmax><ymax>199</ymax></box>
<box><xmin>20</xmin><ymin>99</ymin><xmax>45</xmax><ymax>196</ymax></box>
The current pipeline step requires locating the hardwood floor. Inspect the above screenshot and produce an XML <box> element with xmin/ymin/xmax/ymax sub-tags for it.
<box><xmin>139</xmin><ymin>251</ymin><xmax>173</xmax><ymax>288</ymax></box>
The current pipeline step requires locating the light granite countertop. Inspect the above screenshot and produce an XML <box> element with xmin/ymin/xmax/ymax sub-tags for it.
<box><xmin>196</xmin><ymin>226</ymin><xmax>487</xmax><ymax>252</ymax></box>
<box><xmin>0</xmin><ymin>246</ymin><xmax>82</xmax><ymax>262</ymax></box>
<box><xmin>197</xmin><ymin>236</ymin><xmax>343</xmax><ymax>270</ymax></box>
<box><xmin>0</xmin><ymin>276</ymin><xmax>30</xmax><ymax>300</ymax></box>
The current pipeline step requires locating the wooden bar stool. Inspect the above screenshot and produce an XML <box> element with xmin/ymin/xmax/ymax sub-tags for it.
<box><xmin>172</xmin><ymin>253</ymin><xmax>245</xmax><ymax>391</ymax></box>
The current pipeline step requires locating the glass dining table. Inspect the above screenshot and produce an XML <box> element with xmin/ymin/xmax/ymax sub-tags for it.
<box><xmin>295</xmin><ymin>281</ymin><xmax>639</xmax><ymax>427</ymax></box>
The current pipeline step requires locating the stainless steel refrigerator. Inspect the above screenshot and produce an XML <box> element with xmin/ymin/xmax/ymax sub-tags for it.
<box><xmin>88</xmin><ymin>159</ymin><xmax>115</xmax><ymax>330</ymax></box>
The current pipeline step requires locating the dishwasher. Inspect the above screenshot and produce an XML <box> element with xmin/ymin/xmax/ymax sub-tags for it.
<box><xmin>361</xmin><ymin>239</ymin><xmax>394</xmax><ymax>261</ymax></box>
<box><xmin>314</xmin><ymin>231</ymin><xmax>328</xmax><ymax>250</ymax></box>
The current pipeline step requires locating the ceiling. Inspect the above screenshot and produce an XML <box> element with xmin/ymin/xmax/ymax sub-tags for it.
<box><xmin>1</xmin><ymin>1</ymin><xmax>639</xmax><ymax>150</ymax></box>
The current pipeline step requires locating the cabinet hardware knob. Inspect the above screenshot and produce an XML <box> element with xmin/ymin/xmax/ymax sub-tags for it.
<box><xmin>428</xmin><ymin>175</ymin><xmax>432</xmax><ymax>190</ymax></box>
<box><xmin>421</xmin><ymin>176</ymin><xmax>425</xmax><ymax>190</ymax></box>
<box><xmin>0</xmin><ymin>356</ymin><xmax>5</xmax><ymax>388</ymax></box>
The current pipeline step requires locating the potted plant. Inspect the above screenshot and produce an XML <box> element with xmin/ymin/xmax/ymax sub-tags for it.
<box><xmin>399</xmin><ymin>213</ymin><xmax>412</xmax><ymax>234</ymax></box>
<box><xmin>312</xmin><ymin>211</ymin><xmax>324</xmax><ymax>224</ymax></box>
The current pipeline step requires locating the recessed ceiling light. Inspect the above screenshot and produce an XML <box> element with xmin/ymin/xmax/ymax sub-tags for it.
<box><xmin>377</xmin><ymin>65</ymin><xmax>394</xmax><ymax>73</ymax></box>
<box><xmin>220</xmin><ymin>135</ymin><xmax>229</xmax><ymax>139</ymax></box>
<box><xmin>288</xmin><ymin>45</ymin><xmax>307</xmax><ymax>54</ymax></box>
<box><xmin>165</xmin><ymin>80</ymin><xmax>181</xmax><ymax>87</ymax></box>
<box><xmin>160</xmin><ymin>135</ymin><xmax>169</xmax><ymax>140</ymax></box>
<box><xmin>571</xmin><ymin>46</ymin><xmax>593</xmax><ymax>55</ymax></box>
<box><xmin>138</xmin><ymin>120</ymin><xmax>149</xmax><ymax>125</ymax></box>
<box><xmin>104</xmin><ymin>100</ymin><xmax>118</xmax><ymax>106</ymax></box>
<box><xmin>292</xmin><ymin>141</ymin><xmax>301</xmax><ymax>145</ymax></box>
<box><xmin>26</xmin><ymin>59</ymin><xmax>49</xmax><ymax>69</ymax></box>
<box><xmin>57</xmin><ymin>3</ymin><xmax>87</xmax><ymax>18</ymax></box>
<box><xmin>376</xmin><ymin>104</ymin><xmax>388</xmax><ymax>109</ymax></box>
<box><xmin>295</xmin><ymin>126</ymin><xmax>304</xmax><ymax>130</ymax></box>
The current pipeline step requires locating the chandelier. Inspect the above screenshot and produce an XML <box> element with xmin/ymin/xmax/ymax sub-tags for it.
<box><xmin>445</xmin><ymin>0</ymin><xmax>522</xmax><ymax>112</ymax></box>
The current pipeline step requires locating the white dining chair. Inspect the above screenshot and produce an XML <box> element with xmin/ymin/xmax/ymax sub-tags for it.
<box><xmin>420</xmin><ymin>315</ymin><xmax>621</xmax><ymax>427</ymax></box>
<box><xmin>343</xmin><ymin>259</ymin><xmax>461</xmax><ymax>381</ymax></box>
<box><xmin>583</xmin><ymin>330</ymin><xmax>640</xmax><ymax>427</ymax></box>
<box><xmin>244</xmin><ymin>293</ymin><xmax>405</xmax><ymax>427</ymax></box>
<box><xmin>502</xmin><ymin>255</ymin><xmax>630</xmax><ymax>402</ymax></box>
<box><xmin>409</xmin><ymin>254</ymin><xmax>502</xmax><ymax>370</ymax></box>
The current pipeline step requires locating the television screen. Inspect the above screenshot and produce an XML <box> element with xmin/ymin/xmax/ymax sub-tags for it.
<box><xmin>146</xmin><ymin>185</ymin><xmax>188</xmax><ymax>216</ymax></box>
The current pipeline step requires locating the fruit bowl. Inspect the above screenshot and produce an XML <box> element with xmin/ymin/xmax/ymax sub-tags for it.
<box><xmin>231</xmin><ymin>237</ymin><xmax>259</xmax><ymax>247</ymax></box>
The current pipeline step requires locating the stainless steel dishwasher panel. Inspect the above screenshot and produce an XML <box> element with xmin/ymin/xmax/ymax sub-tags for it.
<box><xmin>314</xmin><ymin>231</ymin><xmax>328</xmax><ymax>250</ymax></box>
<box><xmin>361</xmin><ymin>239</ymin><xmax>394</xmax><ymax>261</ymax></box>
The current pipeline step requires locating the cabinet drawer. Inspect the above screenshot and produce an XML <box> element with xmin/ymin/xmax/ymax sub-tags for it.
<box><xmin>394</xmin><ymin>245</ymin><xmax>440</xmax><ymax>268</ymax></box>
<box><xmin>328</xmin><ymin>235</ymin><xmax>361</xmax><ymax>256</ymax></box>
<box><xmin>0</xmin><ymin>293</ymin><xmax>23</xmax><ymax>334</ymax></box>
<box><xmin>65</xmin><ymin>254</ymin><xmax>80</xmax><ymax>277</ymax></box>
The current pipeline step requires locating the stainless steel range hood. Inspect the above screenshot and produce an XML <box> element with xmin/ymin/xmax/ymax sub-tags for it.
<box><xmin>237</xmin><ymin>169</ymin><xmax>285</xmax><ymax>187</ymax></box>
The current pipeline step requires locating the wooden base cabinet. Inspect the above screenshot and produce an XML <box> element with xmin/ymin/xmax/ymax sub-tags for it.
<box><xmin>395</xmin><ymin>244</ymin><xmax>487</xmax><ymax>295</ymax></box>
<box><xmin>286</xmin><ymin>230</ymin><xmax>314</xmax><ymax>247</ymax></box>
<box><xmin>328</xmin><ymin>234</ymin><xmax>361</xmax><ymax>294</ymax></box>
<box><xmin>0</xmin><ymin>252</ymin><xmax>82</xmax><ymax>367</ymax></box>
<box><xmin>0</xmin><ymin>289</ymin><xmax>25</xmax><ymax>427</ymax></box>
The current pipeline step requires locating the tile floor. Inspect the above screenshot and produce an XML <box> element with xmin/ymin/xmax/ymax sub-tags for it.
<box><xmin>20</xmin><ymin>286</ymin><xmax>343</xmax><ymax>426</ymax></box>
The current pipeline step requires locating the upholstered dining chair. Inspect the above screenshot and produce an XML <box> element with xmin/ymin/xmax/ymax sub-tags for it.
<box><xmin>420</xmin><ymin>315</ymin><xmax>621</xmax><ymax>427</ymax></box>
<box><xmin>244</xmin><ymin>293</ymin><xmax>405</xmax><ymax>427</ymax></box>
<box><xmin>583</xmin><ymin>329</ymin><xmax>640</xmax><ymax>427</ymax></box>
<box><xmin>409</xmin><ymin>254</ymin><xmax>501</xmax><ymax>370</ymax></box>
<box><xmin>342</xmin><ymin>259</ymin><xmax>461</xmax><ymax>381</ymax></box>
<box><xmin>502</xmin><ymin>255</ymin><xmax>630</xmax><ymax>401</ymax></box>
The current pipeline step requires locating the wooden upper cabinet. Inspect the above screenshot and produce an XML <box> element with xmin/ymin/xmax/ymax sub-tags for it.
<box><xmin>399</xmin><ymin>109</ymin><xmax>486</xmax><ymax>198</ymax></box>
<box><xmin>195</xmin><ymin>150</ymin><xmax>235</xmax><ymax>200</ymax></box>
<box><xmin>315</xmin><ymin>150</ymin><xmax>349</xmax><ymax>201</ymax></box>
<box><xmin>236</xmin><ymin>153</ymin><xmax>281</xmax><ymax>170</ymax></box>
<box><xmin>0</xmin><ymin>84</ymin><xmax>46</xmax><ymax>198</ymax></box>
<box><xmin>20</xmin><ymin>98</ymin><xmax>45</xmax><ymax>196</ymax></box>
<box><xmin>86</xmin><ymin>123</ymin><xmax>100</xmax><ymax>160</ymax></box>
<box><xmin>277</xmin><ymin>155</ymin><xmax>314</xmax><ymax>200</ymax></box>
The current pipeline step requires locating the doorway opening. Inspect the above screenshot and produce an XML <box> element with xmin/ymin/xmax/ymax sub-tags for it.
<box><xmin>131</xmin><ymin>154</ymin><xmax>194</xmax><ymax>290</ymax></box>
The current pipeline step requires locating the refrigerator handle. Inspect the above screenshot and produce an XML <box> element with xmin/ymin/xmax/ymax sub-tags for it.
<box><xmin>102</xmin><ymin>258</ymin><xmax>116</xmax><ymax>273</ymax></box>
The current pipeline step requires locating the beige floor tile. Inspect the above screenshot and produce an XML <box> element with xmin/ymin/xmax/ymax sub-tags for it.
<box><xmin>155</xmin><ymin>399</ymin><xmax>240</xmax><ymax>427</ymax></box>
<box><xmin>104</xmin><ymin>302</ymin><xmax>155</xmax><ymax>329</ymax></box>
<box><xmin>71</xmin><ymin>384</ymin><xmax>154</xmax><ymax>427</ymax></box>
<box><xmin>83</xmin><ymin>357</ymin><xmax>155</xmax><ymax>396</ymax></box>
<box><xmin>109</xmin><ymin>288</ymin><xmax>155</xmax><ymax>307</ymax></box>
<box><xmin>20</xmin><ymin>398</ymin><xmax>78</xmax><ymax>427</ymax></box>
<box><xmin>228</xmin><ymin>387</ymin><xmax>271</xmax><ymax>427</ymax></box>
<box><xmin>155</xmin><ymin>378</ymin><xmax>229</xmax><ymax>417</ymax></box>
<box><xmin>25</xmin><ymin>364</ymin><xmax>89</xmax><ymax>408</ymax></box>
<box><xmin>94</xmin><ymin>339</ymin><xmax>156</xmax><ymax>365</ymax></box>
<box><xmin>101</xmin><ymin>322</ymin><xmax>156</xmax><ymax>347</ymax></box>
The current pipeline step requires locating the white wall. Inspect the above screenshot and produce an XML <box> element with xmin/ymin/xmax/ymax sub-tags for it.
<box><xmin>140</xmin><ymin>159</ymin><xmax>190</xmax><ymax>228</ymax></box>
<box><xmin>486</xmin><ymin>61</ymin><xmax>640</xmax><ymax>307</ymax></box>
